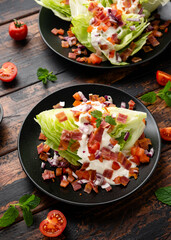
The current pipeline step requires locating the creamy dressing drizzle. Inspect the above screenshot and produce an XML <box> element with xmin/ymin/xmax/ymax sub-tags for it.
<box><xmin>73</xmin><ymin>101</ymin><xmax>137</xmax><ymax>185</ymax></box>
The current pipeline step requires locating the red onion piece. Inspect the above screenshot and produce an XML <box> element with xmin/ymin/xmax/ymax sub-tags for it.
<box><xmin>121</xmin><ymin>102</ymin><xmax>126</xmax><ymax>108</ymax></box>
<box><xmin>146</xmin><ymin>148</ymin><xmax>154</xmax><ymax>157</ymax></box>
<box><xmin>41</xmin><ymin>162</ymin><xmax>45</xmax><ymax>169</ymax></box>
<box><xmin>72</xmin><ymin>171</ymin><xmax>78</xmax><ymax>179</ymax></box>
<box><xmin>77</xmin><ymin>179</ymin><xmax>89</xmax><ymax>184</ymax></box>
<box><xmin>130</xmin><ymin>25</ymin><xmax>136</xmax><ymax>31</ymax></box>
<box><xmin>127</xmin><ymin>18</ymin><xmax>140</xmax><ymax>22</ymax></box>
<box><xmin>95</xmin><ymin>150</ymin><xmax>102</xmax><ymax>159</ymax></box>
<box><xmin>101</xmin><ymin>182</ymin><xmax>111</xmax><ymax>189</ymax></box>
<box><xmin>78</xmin><ymin>91</ymin><xmax>87</xmax><ymax>102</ymax></box>
<box><xmin>47</xmin><ymin>158</ymin><xmax>59</xmax><ymax>167</ymax></box>
<box><xmin>124</xmin><ymin>132</ymin><xmax>130</xmax><ymax>141</ymax></box>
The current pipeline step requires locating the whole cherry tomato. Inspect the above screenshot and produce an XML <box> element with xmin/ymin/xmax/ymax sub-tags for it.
<box><xmin>160</xmin><ymin>127</ymin><xmax>171</xmax><ymax>141</ymax></box>
<box><xmin>39</xmin><ymin>210</ymin><xmax>67</xmax><ymax>237</ymax></box>
<box><xmin>9</xmin><ymin>19</ymin><xmax>28</xmax><ymax>41</ymax></box>
<box><xmin>0</xmin><ymin>62</ymin><xmax>17</xmax><ymax>82</ymax></box>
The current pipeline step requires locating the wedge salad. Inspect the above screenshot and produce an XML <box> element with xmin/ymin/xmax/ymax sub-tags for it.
<box><xmin>35</xmin><ymin>0</ymin><xmax>169</xmax><ymax>65</ymax></box>
<box><xmin>35</xmin><ymin>92</ymin><xmax>154</xmax><ymax>193</ymax></box>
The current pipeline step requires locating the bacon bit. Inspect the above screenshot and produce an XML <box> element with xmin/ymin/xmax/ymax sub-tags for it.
<box><xmin>121</xmin><ymin>158</ymin><xmax>132</xmax><ymax>170</ymax></box>
<box><xmin>81</xmin><ymin>162</ymin><xmax>90</xmax><ymax>170</ymax></box>
<box><xmin>73</xmin><ymin>100</ymin><xmax>82</xmax><ymax>107</ymax></box>
<box><xmin>116</xmin><ymin>113</ymin><xmax>128</xmax><ymax>123</ymax></box>
<box><xmin>130</xmin><ymin>155</ymin><xmax>140</xmax><ymax>165</ymax></box>
<box><xmin>39</xmin><ymin>132</ymin><xmax>47</xmax><ymax>140</ymax></box>
<box><xmin>58</xmin><ymin>139</ymin><xmax>69</xmax><ymax>150</ymax></box>
<box><xmin>64</xmin><ymin>167</ymin><xmax>72</xmax><ymax>175</ymax></box>
<box><xmin>97</xmin><ymin>96</ymin><xmax>106</xmax><ymax>103</ymax></box>
<box><xmin>88</xmin><ymin>153</ymin><xmax>95</xmax><ymax>161</ymax></box>
<box><xmin>139</xmin><ymin>154</ymin><xmax>150</xmax><ymax>163</ymax></box>
<box><xmin>131</xmin><ymin>146</ymin><xmax>144</xmax><ymax>157</ymax></box>
<box><xmin>75</xmin><ymin>170</ymin><xmax>89</xmax><ymax>180</ymax></box>
<box><xmin>123</xmin><ymin>0</ymin><xmax>131</xmax><ymax>8</ymax></box>
<box><xmin>72</xmin><ymin>110</ymin><xmax>81</xmax><ymax>121</ymax></box>
<box><xmin>91</xmin><ymin>183</ymin><xmax>98</xmax><ymax>193</ymax></box>
<box><xmin>56</xmin><ymin>168</ymin><xmax>62</xmax><ymax>176</ymax></box>
<box><xmin>53</xmin><ymin>103</ymin><xmax>63</xmax><ymax>109</ymax></box>
<box><xmin>128</xmin><ymin>100</ymin><xmax>135</xmax><ymax>110</ymax></box>
<box><xmin>68</xmin><ymin>174</ymin><xmax>75</xmax><ymax>183</ymax></box>
<box><xmin>73</xmin><ymin>92</ymin><xmax>82</xmax><ymax>101</ymax></box>
<box><xmin>109</xmin><ymin>50</ymin><xmax>115</xmax><ymax>58</ymax></box>
<box><xmin>56</xmin><ymin>111</ymin><xmax>68</xmax><ymax>122</ymax></box>
<box><xmin>148</xmin><ymin>35</ymin><xmax>160</xmax><ymax>47</ymax></box>
<box><xmin>60</xmin><ymin>179</ymin><xmax>69</xmax><ymax>188</ymax></box>
<box><xmin>61</xmin><ymin>41</ymin><xmax>69</xmax><ymax>48</ymax></box>
<box><xmin>42</xmin><ymin>170</ymin><xmax>55</xmax><ymax>180</ymax></box>
<box><xmin>131</xmin><ymin>57</ymin><xmax>142</xmax><ymax>63</ymax></box>
<box><xmin>120</xmin><ymin>176</ymin><xmax>130</xmax><ymax>186</ymax></box>
<box><xmin>51</xmin><ymin>28</ymin><xmax>58</xmax><ymax>35</ymax></box>
<box><xmin>67</xmin><ymin>30</ymin><xmax>75</xmax><ymax>37</ymax></box>
<box><xmin>70</xmin><ymin>141</ymin><xmax>80</xmax><ymax>152</ymax></box>
<box><xmin>129</xmin><ymin>167</ymin><xmax>139</xmax><ymax>179</ymax></box>
<box><xmin>71</xmin><ymin>180</ymin><xmax>82</xmax><ymax>191</ymax></box>
<box><xmin>99</xmin><ymin>44</ymin><xmax>108</xmax><ymax>50</ymax></box>
<box><xmin>143</xmin><ymin>45</ymin><xmax>153</xmax><ymax>52</ymax></box>
<box><xmin>103</xmin><ymin>169</ymin><xmax>113</xmax><ymax>179</ymax></box>
<box><xmin>58</xmin><ymin>35</ymin><xmax>64</xmax><ymax>40</ymax></box>
<box><xmin>159</xmin><ymin>20</ymin><xmax>171</xmax><ymax>30</ymax></box>
<box><xmin>39</xmin><ymin>152</ymin><xmax>48</xmax><ymax>161</ymax></box>
<box><xmin>68</xmin><ymin>52</ymin><xmax>77</xmax><ymax>59</ymax></box>
<box><xmin>84</xmin><ymin>182</ymin><xmax>92</xmax><ymax>194</ymax></box>
<box><xmin>100</xmin><ymin>120</ymin><xmax>110</xmax><ymax>129</ymax></box>
<box><xmin>110</xmin><ymin>138</ymin><xmax>118</xmax><ymax>146</ymax></box>
<box><xmin>76</xmin><ymin>57</ymin><xmax>87</xmax><ymax>63</ymax></box>
<box><xmin>117</xmin><ymin>152</ymin><xmax>125</xmax><ymax>164</ymax></box>
<box><xmin>101</xmin><ymin>147</ymin><xmax>111</xmax><ymax>160</ymax></box>
<box><xmin>61</xmin><ymin>129</ymin><xmax>71</xmax><ymax>141</ymax></box>
<box><xmin>71</xmin><ymin>129</ymin><xmax>82</xmax><ymax>140</ymax></box>
<box><xmin>37</xmin><ymin>143</ymin><xmax>44</xmax><ymax>154</ymax></box>
<box><xmin>43</xmin><ymin>144</ymin><xmax>50</xmax><ymax>152</ymax></box>
<box><xmin>98</xmin><ymin>25</ymin><xmax>108</xmax><ymax>32</ymax></box>
<box><xmin>153</xmin><ymin>30</ymin><xmax>163</xmax><ymax>38</ymax></box>
<box><xmin>88</xmin><ymin>53</ymin><xmax>102</xmax><ymax>65</ymax></box>
<box><xmin>87</xmin><ymin>25</ymin><xmax>94</xmax><ymax>33</ymax></box>
<box><xmin>120</xmin><ymin>42</ymin><xmax>136</xmax><ymax>62</ymax></box>
<box><xmin>105</xmin><ymin>185</ymin><xmax>112</xmax><ymax>192</ymax></box>
<box><xmin>137</xmin><ymin>138</ymin><xmax>151</xmax><ymax>150</ymax></box>
<box><xmin>113</xmin><ymin>176</ymin><xmax>121</xmax><ymax>184</ymax></box>
<box><xmin>112</xmin><ymin>161</ymin><xmax>120</xmax><ymax>170</ymax></box>
<box><xmin>89</xmin><ymin>94</ymin><xmax>99</xmax><ymax>101</ymax></box>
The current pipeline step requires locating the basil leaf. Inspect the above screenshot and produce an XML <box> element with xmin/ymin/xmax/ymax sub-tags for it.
<box><xmin>37</xmin><ymin>68</ymin><xmax>49</xmax><ymax>77</ymax></box>
<box><xmin>141</xmin><ymin>92</ymin><xmax>157</xmax><ymax>104</ymax></box>
<box><xmin>96</xmin><ymin>118</ymin><xmax>102</xmax><ymax>128</ymax></box>
<box><xmin>90</xmin><ymin>110</ymin><xmax>102</xmax><ymax>118</ymax></box>
<box><xmin>105</xmin><ymin>115</ymin><xmax>116</xmax><ymax>125</ymax></box>
<box><xmin>155</xmin><ymin>186</ymin><xmax>171</xmax><ymax>206</ymax></box>
<box><xmin>19</xmin><ymin>194</ymin><xmax>40</xmax><ymax>209</ymax></box>
<box><xmin>47</xmin><ymin>74</ymin><xmax>57</xmax><ymax>82</ymax></box>
<box><xmin>0</xmin><ymin>206</ymin><xmax>19</xmax><ymax>227</ymax></box>
<box><xmin>19</xmin><ymin>194</ymin><xmax>33</xmax><ymax>205</ymax></box>
<box><xmin>22</xmin><ymin>206</ymin><xmax>33</xmax><ymax>227</ymax></box>
<box><xmin>37</xmin><ymin>68</ymin><xmax>57</xmax><ymax>84</ymax></box>
<box><xmin>163</xmin><ymin>91</ymin><xmax>171</xmax><ymax>107</ymax></box>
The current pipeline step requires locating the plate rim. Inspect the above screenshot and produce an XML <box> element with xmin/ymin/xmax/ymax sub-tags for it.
<box><xmin>0</xmin><ymin>104</ymin><xmax>3</xmax><ymax>124</ymax></box>
<box><xmin>18</xmin><ymin>83</ymin><xmax>161</xmax><ymax>206</ymax></box>
<box><xmin>38</xmin><ymin>7</ymin><xmax>171</xmax><ymax>69</ymax></box>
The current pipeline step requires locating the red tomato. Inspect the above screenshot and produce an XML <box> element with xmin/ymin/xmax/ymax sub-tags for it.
<box><xmin>39</xmin><ymin>210</ymin><xmax>67</xmax><ymax>237</ymax></box>
<box><xmin>0</xmin><ymin>62</ymin><xmax>17</xmax><ymax>82</ymax></box>
<box><xmin>156</xmin><ymin>70</ymin><xmax>171</xmax><ymax>86</ymax></box>
<box><xmin>160</xmin><ymin>127</ymin><xmax>171</xmax><ymax>141</ymax></box>
<box><xmin>9</xmin><ymin>19</ymin><xmax>28</xmax><ymax>41</ymax></box>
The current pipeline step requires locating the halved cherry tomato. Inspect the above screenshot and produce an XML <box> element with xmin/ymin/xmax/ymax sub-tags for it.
<box><xmin>0</xmin><ymin>62</ymin><xmax>17</xmax><ymax>82</ymax></box>
<box><xmin>160</xmin><ymin>127</ymin><xmax>171</xmax><ymax>141</ymax></box>
<box><xmin>39</xmin><ymin>210</ymin><xmax>67</xmax><ymax>237</ymax></box>
<box><xmin>156</xmin><ymin>70</ymin><xmax>171</xmax><ymax>86</ymax></box>
<box><xmin>9</xmin><ymin>19</ymin><xmax>28</xmax><ymax>41</ymax></box>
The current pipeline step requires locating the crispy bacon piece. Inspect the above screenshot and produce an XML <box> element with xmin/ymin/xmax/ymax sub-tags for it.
<box><xmin>143</xmin><ymin>45</ymin><xmax>153</xmax><ymax>52</ymax></box>
<box><xmin>148</xmin><ymin>35</ymin><xmax>160</xmax><ymax>47</ymax></box>
<box><xmin>112</xmin><ymin>161</ymin><xmax>120</xmax><ymax>170</ymax></box>
<box><xmin>58</xmin><ymin>140</ymin><xmax>69</xmax><ymax>150</ymax></box>
<box><xmin>80</xmin><ymin>162</ymin><xmax>90</xmax><ymax>170</ymax></box>
<box><xmin>39</xmin><ymin>152</ymin><xmax>48</xmax><ymax>161</ymax></box>
<box><xmin>131</xmin><ymin>57</ymin><xmax>142</xmax><ymax>63</ymax></box>
<box><xmin>39</xmin><ymin>132</ymin><xmax>47</xmax><ymax>140</ymax></box>
<box><xmin>61</xmin><ymin>129</ymin><xmax>71</xmax><ymax>141</ymax></box>
<box><xmin>153</xmin><ymin>30</ymin><xmax>162</xmax><ymax>38</ymax></box>
<box><xmin>129</xmin><ymin>167</ymin><xmax>139</xmax><ymax>179</ymax></box>
<box><xmin>53</xmin><ymin>103</ymin><xmax>63</xmax><ymax>109</ymax></box>
<box><xmin>75</xmin><ymin>170</ymin><xmax>90</xmax><ymax>180</ymax></box>
<box><xmin>130</xmin><ymin>155</ymin><xmax>140</xmax><ymax>165</ymax></box>
<box><xmin>105</xmin><ymin>185</ymin><xmax>112</xmax><ymax>192</ymax></box>
<box><xmin>42</xmin><ymin>170</ymin><xmax>55</xmax><ymax>180</ymax></box>
<box><xmin>37</xmin><ymin>143</ymin><xmax>44</xmax><ymax>154</ymax></box>
<box><xmin>60</xmin><ymin>179</ymin><xmax>69</xmax><ymax>188</ymax></box>
<box><xmin>51</xmin><ymin>28</ymin><xmax>64</xmax><ymax>35</ymax></box>
<box><xmin>137</xmin><ymin>138</ymin><xmax>151</xmax><ymax>150</ymax></box>
<box><xmin>103</xmin><ymin>169</ymin><xmax>113</xmax><ymax>179</ymax></box>
<box><xmin>101</xmin><ymin>147</ymin><xmax>111</xmax><ymax>160</ymax></box>
<box><xmin>89</xmin><ymin>94</ymin><xmax>99</xmax><ymax>101</ymax></box>
<box><xmin>123</xmin><ymin>0</ymin><xmax>131</xmax><ymax>8</ymax></box>
<box><xmin>71</xmin><ymin>110</ymin><xmax>81</xmax><ymax>121</ymax></box>
<box><xmin>128</xmin><ymin>100</ymin><xmax>135</xmax><ymax>110</ymax></box>
<box><xmin>120</xmin><ymin>42</ymin><xmax>136</xmax><ymax>62</ymax></box>
<box><xmin>70</xmin><ymin>141</ymin><xmax>80</xmax><ymax>152</ymax></box>
<box><xmin>71</xmin><ymin>180</ymin><xmax>82</xmax><ymax>191</ymax></box>
<box><xmin>43</xmin><ymin>144</ymin><xmax>50</xmax><ymax>152</ymax></box>
<box><xmin>98</xmin><ymin>96</ymin><xmax>106</xmax><ymax>103</ymax></box>
<box><xmin>121</xmin><ymin>158</ymin><xmax>132</xmax><ymax>170</ymax></box>
<box><xmin>71</xmin><ymin>129</ymin><xmax>82</xmax><ymax>140</ymax></box>
<box><xmin>67</xmin><ymin>175</ymin><xmax>75</xmax><ymax>183</ymax></box>
<box><xmin>61</xmin><ymin>41</ymin><xmax>69</xmax><ymax>48</ymax></box>
<box><xmin>159</xmin><ymin>20</ymin><xmax>171</xmax><ymax>30</ymax></box>
<box><xmin>116</xmin><ymin>113</ymin><xmax>128</xmax><ymax>123</ymax></box>
<box><xmin>68</xmin><ymin>52</ymin><xmax>77</xmax><ymax>59</ymax></box>
<box><xmin>84</xmin><ymin>182</ymin><xmax>92</xmax><ymax>194</ymax></box>
<box><xmin>56</xmin><ymin>111</ymin><xmax>68</xmax><ymax>122</ymax></box>
<box><xmin>56</xmin><ymin>168</ymin><xmax>62</xmax><ymax>176</ymax></box>
<box><xmin>113</xmin><ymin>176</ymin><xmax>130</xmax><ymax>186</ymax></box>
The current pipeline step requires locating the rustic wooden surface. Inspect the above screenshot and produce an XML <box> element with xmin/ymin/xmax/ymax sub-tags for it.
<box><xmin>0</xmin><ymin>1</ymin><xmax>171</xmax><ymax>240</ymax></box>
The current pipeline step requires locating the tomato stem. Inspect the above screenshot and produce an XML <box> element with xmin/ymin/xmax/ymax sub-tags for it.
<box><xmin>13</xmin><ymin>19</ymin><xmax>25</xmax><ymax>28</ymax></box>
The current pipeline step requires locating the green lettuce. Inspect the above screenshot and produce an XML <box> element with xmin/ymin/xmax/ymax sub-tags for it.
<box><xmin>34</xmin><ymin>0</ymin><xmax>72</xmax><ymax>21</ymax></box>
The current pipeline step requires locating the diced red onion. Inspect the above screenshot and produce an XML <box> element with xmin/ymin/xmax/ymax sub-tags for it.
<box><xmin>77</xmin><ymin>179</ymin><xmax>89</xmax><ymax>184</ymax></box>
<box><xmin>47</xmin><ymin>158</ymin><xmax>59</xmax><ymax>167</ymax></box>
<box><xmin>140</xmin><ymin>14</ymin><xmax>145</xmax><ymax>18</ymax></box>
<box><xmin>104</xmin><ymin>95</ymin><xmax>113</xmax><ymax>103</ymax></box>
<box><xmin>78</xmin><ymin>91</ymin><xmax>87</xmax><ymax>102</ymax></box>
<box><xmin>41</xmin><ymin>162</ymin><xmax>45</xmax><ymax>169</ymax></box>
<box><xmin>130</xmin><ymin>25</ymin><xmax>136</xmax><ymax>31</ymax></box>
<box><xmin>138</xmin><ymin>8</ymin><xmax>143</xmax><ymax>14</ymax></box>
<box><xmin>121</xmin><ymin>102</ymin><xmax>126</xmax><ymax>108</ymax></box>
<box><xmin>94</xmin><ymin>173</ymin><xmax>104</xmax><ymax>186</ymax></box>
<box><xmin>89</xmin><ymin>17</ymin><xmax>95</xmax><ymax>25</ymax></box>
<box><xmin>116</xmin><ymin>52</ymin><xmax>122</xmax><ymax>63</ymax></box>
<box><xmin>127</xmin><ymin>18</ymin><xmax>140</xmax><ymax>22</ymax></box>
<box><xmin>108</xmin><ymin>144</ymin><xmax>114</xmax><ymax>150</ymax></box>
<box><xmin>124</xmin><ymin>132</ymin><xmax>130</xmax><ymax>141</ymax></box>
<box><xmin>146</xmin><ymin>148</ymin><xmax>154</xmax><ymax>157</ymax></box>
<box><xmin>77</xmin><ymin>44</ymin><xmax>85</xmax><ymax>49</ymax></box>
<box><xmin>61</xmin><ymin>175</ymin><xmax>67</xmax><ymax>181</ymax></box>
<box><xmin>72</xmin><ymin>171</ymin><xmax>78</xmax><ymax>179</ymax></box>
<box><xmin>146</xmin><ymin>24</ymin><xmax>154</xmax><ymax>32</ymax></box>
<box><xmin>67</xmin><ymin>37</ymin><xmax>76</xmax><ymax>46</ymax></box>
<box><xmin>58</xmin><ymin>159</ymin><xmax>69</xmax><ymax>168</ymax></box>
<box><xmin>95</xmin><ymin>150</ymin><xmax>102</xmax><ymax>159</ymax></box>
<box><xmin>101</xmin><ymin>182</ymin><xmax>111</xmax><ymax>189</ymax></box>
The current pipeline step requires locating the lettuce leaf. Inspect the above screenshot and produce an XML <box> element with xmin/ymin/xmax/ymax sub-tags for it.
<box><xmin>142</xmin><ymin>0</ymin><xmax>169</xmax><ymax>13</ymax></box>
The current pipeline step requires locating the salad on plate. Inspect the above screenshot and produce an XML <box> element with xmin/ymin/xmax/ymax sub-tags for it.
<box><xmin>35</xmin><ymin>92</ymin><xmax>154</xmax><ymax>194</ymax></box>
<box><xmin>35</xmin><ymin>0</ymin><xmax>170</xmax><ymax>65</ymax></box>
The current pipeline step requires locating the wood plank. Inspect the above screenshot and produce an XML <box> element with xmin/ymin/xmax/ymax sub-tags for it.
<box><xmin>0</xmin><ymin>0</ymin><xmax>40</xmax><ymax>25</ymax></box>
<box><xmin>0</xmin><ymin>149</ymin><xmax>170</xmax><ymax>239</ymax></box>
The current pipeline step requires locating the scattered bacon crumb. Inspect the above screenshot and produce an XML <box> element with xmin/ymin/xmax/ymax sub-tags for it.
<box><xmin>68</xmin><ymin>52</ymin><xmax>77</xmax><ymax>59</ymax></box>
<box><xmin>51</xmin><ymin>28</ymin><xmax>64</xmax><ymax>35</ymax></box>
<box><xmin>61</xmin><ymin>41</ymin><xmax>69</xmax><ymax>48</ymax></box>
<box><xmin>131</xmin><ymin>57</ymin><xmax>142</xmax><ymax>63</ymax></box>
<box><xmin>148</xmin><ymin>34</ymin><xmax>160</xmax><ymax>47</ymax></box>
<box><xmin>143</xmin><ymin>46</ymin><xmax>153</xmax><ymax>53</ymax></box>
<box><xmin>55</xmin><ymin>111</ymin><xmax>68</xmax><ymax>122</ymax></box>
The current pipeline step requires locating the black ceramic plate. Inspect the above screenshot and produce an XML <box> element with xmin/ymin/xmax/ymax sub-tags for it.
<box><xmin>0</xmin><ymin>104</ymin><xmax>3</xmax><ymax>124</ymax></box>
<box><xmin>39</xmin><ymin>7</ymin><xmax>171</xmax><ymax>68</ymax></box>
<box><xmin>18</xmin><ymin>84</ymin><xmax>161</xmax><ymax>205</ymax></box>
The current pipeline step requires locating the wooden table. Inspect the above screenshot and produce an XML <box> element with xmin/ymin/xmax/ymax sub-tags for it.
<box><xmin>0</xmin><ymin>1</ymin><xmax>170</xmax><ymax>239</ymax></box>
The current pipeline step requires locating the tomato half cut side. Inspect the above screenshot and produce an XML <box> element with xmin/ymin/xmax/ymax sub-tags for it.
<box><xmin>0</xmin><ymin>62</ymin><xmax>17</xmax><ymax>82</ymax></box>
<box><xmin>39</xmin><ymin>210</ymin><xmax>67</xmax><ymax>237</ymax></box>
<box><xmin>160</xmin><ymin>127</ymin><xmax>171</xmax><ymax>141</ymax></box>
<box><xmin>156</xmin><ymin>70</ymin><xmax>171</xmax><ymax>86</ymax></box>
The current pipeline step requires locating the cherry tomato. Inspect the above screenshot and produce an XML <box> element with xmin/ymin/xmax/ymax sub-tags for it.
<box><xmin>9</xmin><ymin>19</ymin><xmax>28</xmax><ymax>41</ymax></box>
<box><xmin>39</xmin><ymin>210</ymin><xmax>67</xmax><ymax>237</ymax></box>
<box><xmin>0</xmin><ymin>62</ymin><xmax>17</xmax><ymax>82</ymax></box>
<box><xmin>160</xmin><ymin>127</ymin><xmax>171</xmax><ymax>141</ymax></box>
<box><xmin>156</xmin><ymin>70</ymin><xmax>171</xmax><ymax>86</ymax></box>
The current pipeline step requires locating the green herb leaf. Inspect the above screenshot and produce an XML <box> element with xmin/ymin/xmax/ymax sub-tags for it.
<box><xmin>90</xmin><ymin>110</ymin><xmax>102</xmax><ymax>118</ymax></box>
<box><xmin>96</xmin><ymin>118</ymin><xmax>102</xmax><ymax>128</ymax></box>
<box><xmin>0</xmin><ymin>206</ymin><xmax>19</xmax><ymax>227</ymax></box>
<box><xmin>158</xmin><ymin>81</ymin><xmax>171</xmax><ymax>99</ymax></box>
<box><xmin>37</xmin><ymin>68</ymin><xmax>57</xmax><ymax>84</ymax></box>
<box><xmin>105</xmin><ymin>115</ymin><xmax>116</xmax><ymax>125</ymax></box>
<box><xmin>21</xmin><ymin>206</ymin><xmax>33</xmax><ymax>227</ymax></box>
<box><xmin>141</xmin><ymin>92</ymin><xmax>157</xmax><ymax>104</ymax></box>
<box><xmin>19</xmin><ymin>194</ymin><xmax>40</xmax><ymax>209</ymax></box>
<box><xmin>47</xmin><ymin>74</ymin><xmax>57</xmax><ymax>82</ymax></box>
<box><xmin>37</xmin><ymin>68</ymin><xmax>49</xmax><ymax>78</ymax></box>
<box><xmin>155</xmin><ymin>186</ymin><xmax>171</xmax><ymax>206</ymax></box>
<box><xmin>163</xmin><ymin>91</ymin><xmax>171</xmax><ymax>107</ymax></box>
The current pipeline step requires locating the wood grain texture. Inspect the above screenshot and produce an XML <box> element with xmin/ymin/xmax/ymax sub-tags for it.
<box><xmin>0</xmin><ymin>0</ymin><xmax>40</xmax><ymax>25</ymax></box>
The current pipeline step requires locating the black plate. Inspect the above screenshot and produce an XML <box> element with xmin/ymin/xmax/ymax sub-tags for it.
<box><xmin>18</xmin><ymin>84</ymin><xmax>161</xmax><ymax>205</ymax></box>
<box><xmin>39</xmin><ymin>7</ymin><xmax>171</xmax><ymax>68</ymax></box>
<box><xmin>0</xmin><ymin>104</ymin><xmax>3</xmax><ymax>124</ymax></box>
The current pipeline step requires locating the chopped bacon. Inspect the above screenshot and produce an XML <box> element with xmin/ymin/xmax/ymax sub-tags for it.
<box><xmin>88</xmin><ymin>53</ymin><xmax>102</xmax><ymax>65</ymax></box>
<box><xmin>60</xmin><ymin>179</ymin><xmax>69</xmax><ymax>188</ymax></box>
<box><xmin>114</xmin><ymin>176</ymin><xmax>130</xmax><ymax>186</ymax></box>
<box><xmin>39</xmin><ymin>152</ymin><xmax>48</xmax><ymax>161</ymax></box>
<box><xmin>129</xmin><ymin>167</ymin><xmax>139</xmax><ymax>179</ymax></box>
<box><xmin>91</xmin><ymin>182</ymin><xmax>98</xmax><ymax>193</ymax></box>
<box><xmin>56</xmin><ymin>111</ymin><xmax>68</xmax><ymax>122</ymax></box>
<box><xmin>80</xmin><ymin>162</ymin><xmax>90</xmax><ymax>170</ymax></box>
<box><xmin>123</xmin><ymin>0</ymin><xmax>131</xmax><ymax>8</ymax></box>
<box><xmin>110</xmin><ymin>138</ymin><xmax>118</xmax><ymax>146</ymax></box>
<box><xmin>61</xmin><ymin>41</ymin><xmax>69</xmax><ymax>48</ymax></box>
<box><xmin>67</xmin><ymin>174</ymin><xmax>75</xmax><ymax>183</ymax></box>
<box><xmin>71</xmin><ymin>110</ymin><xmax>81</xmax><ymax>121</ymax></box>
<box><xmin>89</xmin><ymin>94</ymin><xmax>99</xmax><ymax>101</ymax></box>
<box><xmin>87</xmin><ymin>25</ymin><xmax>94</xmax><ymax>33</ymax></box>
<box><xmin>58</xmin><ymin>139</ymin><xmax>69</xmax><ymax>150</ymax></box>
<box><xmin>73</xmin><ymin>100</ymin><xmax>82</xmax><ymax>107</ymax></box>
<box><xmin>42</xmin><ymin>170</ymin><xmax>55</xmax><ymax>180</ymax></box>
<box><xmin>71</xmin><ymin>129</ymin><xmax>82</xmax><ymax>140</ymax></box>
<box><xmin>130</xmin><ymin>155</ymin><xmax>140</xmax><ymax>165</ymax></box>
<box><xmin>128</xmin><ymin>100</ymin><xmax>135</xmax><ymax>110</ymax></box>
<box><xmin>139</xmin><ymin>154</ymin><xmax>150</xmax><ymax>163</ymax></box>
<box><xmin>120</xmin><ymin>42</ymin><xmax>136</xmax><ymax>62</ymax></box>
<box><xmin>37</xmin><ymin>143</ymin><xmax>44</xmax><ymax>154</ymax></box>
<box><xmin>98</xmin><ymin>96</ymin><xmax>106</xmax><ymax>103</ymax></box>
<box><xmin>153</xmin><ymin>30</ymin><xmax>162</xmax><ymax>38</ymax></box>
<box><xmin>116</xmin><ymin>152</ymin><xmax>125</xmax><ymax>164</ymax></box>
<box><xmin>56</xmin><ymin>168</ymin><xmax>62</xmax><ymax>176</ymax></box>
<box><xmin>131</xmin><ymin>146</ymin><xmax>145</xmax><ymax>157</ymax></box>
<box><xmin>112</xmin><ymin>161</ymin><xmax>120</xmax><ymax>170</ymax></box>
<box><xmin>39</xmin><ymin>132</ymin><xmax>47</xmax><ymax>140</ymax></box>
<box><xmin>71</xmin><ymin>180</ymin><xmax>82</xmax><ymax>191</ymax></box>
<box><xmin>99</xmin><ymin>44</ymin><xmax>108</xmax><ymax>50</ymax></box>
<box><xmin>103</xmin><ymin>169</ymin><xmax>113</xmax><ymax>179</ymax></box>
<box><xmin>143</xmin><ymin>45</ymin><xmax>153</xmax><ymax>52</ymax></box>
<box><xmin>75</xmin><ymin>170</ymin><xmax>90</xmax><ymax>180</ymax></box>
<box><xmin>100</xmin><ymin>120</ymin><xmax>110</xmax><ymax>128</ymax></box>
<box><xmin>137</xmin><ymin>138</ymin><xmax>151</xmax><ymax>150</ymax></box>
<box><xmin>159</xmin><ymin>20</ymin><xmax>171</xmax><ymax>30</ymax></box>
<box><xmin>70</xmin><ymin>141</ymin><xmax>80</xmax><ymax>152</ymax></box>
<box><xmin>121</xmin><ymin>158</ymin><xmax>132</xmax><ymax>170</ymax></box>
<box><xmin>73</xmin><ymin>92</ymin><xmax>82</xmax><ymax>100</ymax></box>
<box><xmin>43</xmin><ymin>144</ymin><xmax>50</xmax><ymax>152</ymax></box>
<box><xmin>51</xmin><ymin>28</ymin><xmax>64</xmax><ymax>35</ymax></box>
<box><xmin>89</xmin><ymin>170</ymin><xmax>97</xmax><ymax>181</ymax></box>
<box><xmin>61</xmin><ymin>130</ymin><xmax>71</xmax><ymax>141</ymax></box>
<box><xmin>101</xmin><ymin>147</ymin><xmax>111</xmax><ymax>160</ymax></box>
<box><xmin>109</xmin><ymin>50</ymin><xmax>115</xmax><ymax>58</ymax></box>
<box><xmin>110</xmin><ymin>151</ymin><xmax>119</xmax><ymax>161</ymax></box>
<box><xmin>67</xmin><ymin>30</ymin><xmax>75</xmax><ymax>37</ymax></box>
<box><xmin>68</xmin><ymin>52</ymin><xmax>77</xmax><ymax>59</ymax></box>
<box><xmin>116</xmin><ymin>113</ymin><xmax>128</xmax><ymax>123</ymax></box>
<box><xmin>53</xmin><ymin>103</ymin><xmax>63</xmax><ymax>109</ymax></box>
<box><xmin>131</xmin><ymin>57</ymin><xmax>142</xmax><ymax>63</ymax></box>
<box><xmin>148</xmin><ymin>35</ymin><xmax>160</xmax><ymax>47</ymax></box>
<box><xmin>84</xmin><ymin>182</ymin><xmax>92</xmax><ymax>194</ymax></box>
<box><xmin>105</xmin><ymin>185</ymin><xmax>112</xmax><ymax>192</ymax></box>
<box><xmin>113</xmin><ymin>176</ymin><xmax>121</xmax><ymax>184</ymax></box>
<box><xmin>64</xmin><ymin>167</ymin><xmax>73</xmax><ymax>175</ymax></box>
